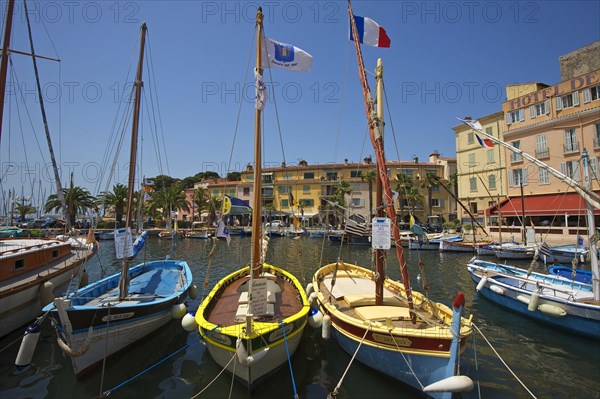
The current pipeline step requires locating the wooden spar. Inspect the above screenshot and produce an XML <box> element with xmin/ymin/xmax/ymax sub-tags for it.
<box><xmin>23</xmin><ymin>0</ymin><xmax>68</xmax><ymax>230</ymax></box>
<box><xmin>119</xmin><ymin>22</ymin><xmax>147</xmax><ymax>301</ymax></box>
<box><xmin>251</xmin><ymin>8</ymin><xmax>264</xmax><ymax>279</ymax></box>
<box><xmin>458</xmin><ymin>118</ymin><xmax>600</xmax><ymax>210</ymax></box>
<box><xmin>374</xmin><ymin>58</ymin><xmax>384</xmax><ymax>306</ymax></box>
<box><xmin>0</xmin><ymin>0</ymin><xmax>15</xmax><ymax>145</ymax></box>
<box><xmin>520</xmin><ymin>181</ymin><xmax>526</xmax><ymax>243</ymax></box>
<box><xmin>347</xmin><ymin>0</ymin><xmax>415</xmax><ymax>321</ymax></box>
<box><xmin>581</xmin><ymin>149</ymin><xmax>599</xmax><ymax>301</ymax></box>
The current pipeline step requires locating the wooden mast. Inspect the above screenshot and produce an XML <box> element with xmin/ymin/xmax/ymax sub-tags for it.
<box><xmin>374</xmin><ymin>58</ymin><xmax>384</xmax><ymax>305</ymax></box>
<box><xmin>347</xmin><ymin>0</ymin><xmax>415</xmax><ymax>320</ymax></box>
<box><xmin>251</xmin><ymin>8</ymin><xmax>264</xmax><ymax>279</ymax></box>
<box><xmin>0</xmin><ymin>0</ymin><xmax>15</xmax><ymax>145</ymax></box>
<box><xmin>119</xmin><ymin>22</ymin><xmax>147</xmax><ymax>300</ymax></box>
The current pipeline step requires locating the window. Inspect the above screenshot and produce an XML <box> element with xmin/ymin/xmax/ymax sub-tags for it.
<box><xmin>510</xmin><ymin>141</ymin><xmax>522</xmax><ymax>162</ymax></box>
<box><xmin>469</xmin><ymin>177</ymin><xmax>477</xmax><ymax>192</ymax></box>
<box><xmin>263</xmin><ymin>187</ymin><xmax>273</xmax><ymax>197</ymax></box>
<box><xmin>535</xmin><ymin>135</ymin><xmax>549</xmax><ymax>158</ymax></box>
<box><xmin>278</xmin><ymin>186</ymin><xmax>291</xmax><ymax>194</ymax></box>
<box><xmin>299</xmin><ymin>199</ymin><xmax>314</xmax><ymax>207</ymax></box>
<box><xmin>488</xmin><ymin>174</ymin><xmax>496</xmax><ymax>190</ymax></box>
<box><xmin>506</xmin><ymin>109</ymin><xmax>524</xmax><ymax>124</ymax></box>
<box><xmin>350</xmin><ymin>198</ymin><xmax>364</xmax><ymax>207</ymax></box>
<box><xmin>594</xmin><ymin>124</ymin><xmax>600</xmax><ymax>148</ymax></box>
<box><xmin>530</xmin><ymin>101</ymin><xmax>549</xmax><ymax>118</ymax></box>
<box><xmin>431</xmin><ymin>198</ymin><xmax>443</xmax><ymax>207</ymax></box>
<box><xmin>425</xmin><ymin>169</ymin><xmax>437</xmax><ymax>177</ymax></box>
<box><xmin>486</xmin><ymin>149</ymin><xmax>495</xmax><ymax>164</ymax></box>
<box><xmin>326</xmin><ymin>172</ymin><xmax>338</xmax><ymax>181</ymax></box>
<box><xmin>280</xmin><ymin>199</ymin><xmax>289</xmax><ymax>208</ymax></box>
<box><xmin>555</xmin><ymin>92</ymin><xmax>579</xmax><ymax>110</ymax></box>
<box><xmin>303</xmin><ymin>185</ymin><xmax>310</xmax><ymax>193</ymax></box>
<box><xmin>539</xmin><ymin>168</ymin><xmax>550</xmax><ymax>184</ymax></box>
<box><xmin>469</xmin><ymin>202</ymin><xmax>478</xmax><ymax>214</ymax></box>
<box><xmin>401</xmin><ymin>169</ymin><xmax>413</xmax><ymax>178</ymax></box>
<box><xmin>485</xmin><ymin>127</ymin><xmax>493</xmax><ymax>136</ymax></box>
<box><xmin>262</xmin><ymin>174</ymin><xmax>273</xmax><ymax>184</ymax></box>
<box><xmin>564</xmin><ymin>128</ymin><xmax>579</xmax><ymax>153</ymax></box>
<box><xmin>468</xmin><ymin>153</ymin><xmax>476</xmax><ymax>166</ymax></box>
<box><xmin>590</xmin><ymin>157</ymin><xmax>599</xmax><ymax>177</ymax></box>
<box><xmin>561</xmin><ymin>160</ymin><xmax>581</xmax><ymax>181</ymax></box>
<box><xmin>243</xmin><ymin>187</ymin><xmax>250</xmax><ymax>195</ymax></box>
<box><xmin>303</xmin><ymin>172</ymin><xmax>314</xmax><ymax>179</ymax></box>
<box><xmin>583</xmin><ymin>85</ymin><xmax>600</xmax><ymax>103</ymax></box>
<box><xmin>350</xmin><ymin>170</ymin><xmax>362</xmax><ymax>178</ymax></box>
<box><xmin>509</xmin><ymin>168</ymin><xmax>528</xmax><ymax>186</ymax></box>
<box><xmin>467</xmin><ymin>131</ymin><xmax>474</xmax><ymax>144</ymax></box>
<box><xmin>431</xmin><ymin>185</ymin><xmax>440</xmax><ymax>192</ymax></box>
<box><xmin>14</xmin><ymin>259</ymin><xmax>24</xmax><ymax>270</ymax></box>
<box><xmin>52</xmin><ymin>250</ymin><xmax>59</xmax><ymax>258</ymax></box>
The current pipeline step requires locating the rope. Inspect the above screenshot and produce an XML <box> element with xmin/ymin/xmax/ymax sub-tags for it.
<box><xmin>329</xmin><ymin>325</ymin><xmax>370</xmax><ymax>398</ymax></box>
<box><xmin>472</xmin><ymin>330</ymin><xmax>482</xmax><ymax>398</ymax></box>
<box><xmin>386</xmin><ymin>328</ymin><xmax>425</xmax><ymax>390</ymax></box>
<box><xmin>190</xmin><ymin>351</ymin><xmax>238</xmax><ymax>399</ymax></box>
<box><xmin>279</xmin><ymin>320</ymin><xmax>299</xmax><ymax>399</ymax></box>
<box><xmin>472</xmin><ymin>323</ymin><xmax>538</xmax><ymax>399</ymax></box>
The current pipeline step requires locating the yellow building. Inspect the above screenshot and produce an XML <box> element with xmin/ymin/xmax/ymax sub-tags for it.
<box><xmin>453</xmin><ymin>112</ymin><xmax>508</xmax><ymax>226</ymax></box>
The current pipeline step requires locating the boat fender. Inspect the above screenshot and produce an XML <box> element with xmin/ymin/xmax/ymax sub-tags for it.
<box><xmin>181</xmin><ymin>312</ymin><xmax>198</xmax><ymax>332</ymax></box>
<box><xmin>423</xmin><ymin>375</ymin><xmax>474</xmax><ymax>393</ymax></box>
<box><xmin>78</xmin><ymin>269</ymin><xmax>89</xmax><ymax>289</ymax></box>
<box><xmin>538</xmin><ymin>304</ymin><xmax>567</xmax><ymax>317</ymax></box>
<box><xmin>39</xmin><ymin>281</ymin><xmax>55</xmax><ymax>307</ymax></box>
<box><xmin>236</xmin><ymin>338</ymin><xmax>269</xmax><ymax>366</ymax></box>
<box><xmin>305</xmin><ymin>283</ymin><xmax>314</xmax><ymax>297</ymax></box>
<box><xmin>489</xmin><ymin>285</ymin><xmax>505</xmax><ymax>295</ymax></box>
<box><xmin>309</xmin><ymin>292</ymin><xmax>318</xmax><ymax>307</ymax></box>
<box><xmin>171</xmin><ymin>303</ymin><xmax>187</xmax><ymax>319</ymax></box>
<box><xmin>15</xmin><ymin>324</ymin><xmax>42</xmax><ymax>368</ymax></box>
<box><xmin>527</xmin><ymin>291</ymin><xmax>540</xmax><ymax>312</ymax></box>
<box><xmin>308</xmin><ymin>307</ymin><xmax>323</xmax><ymax>328</ymax></box>
<box><xmin>189</xmin><ymin>284</ymin><xmax>199</xmax><ymax>300</ymax></box>
<box><xmin>516</xmin><ymin>295</ymin><xmax>530</xmax><ymax>305</ymax></box>
<box><xmin>322</xmin><ymin>315</ymin><xmax>331</xmax><ymax>340</ymax></box>
<box><xmin>475</xmin><ymin>276</ymin><xmax>488</xmax><ymax>292</ymax></box>
<box><xmin>57</xmin><ymin>326</ymin><xmax>93</xmax><ymax>357</ymax></box>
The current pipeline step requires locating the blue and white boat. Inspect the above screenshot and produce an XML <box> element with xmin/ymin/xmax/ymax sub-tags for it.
<box><xmin>408</xmin><ymin>234</ymin><xmax>462</xmax><ymax>250</ymax></box>
<box><xmin>541</xmin><ymin>244</ymin><xmax>589</xmax><ymax>265</ymax></box>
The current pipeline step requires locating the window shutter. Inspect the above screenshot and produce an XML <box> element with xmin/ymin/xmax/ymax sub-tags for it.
<box><xmin>518</xmin><ymin>109</ymin><xmax>524</xmax><ymax>121</ymax></box>
<box><xmin>583</xmin><ymin>88</ymin><xmax>591</xmax><ymax>103</ymax></box>
<box><xmin>440</xmin><ymin>199</ymin><xmax>444</xmax><ymax>207</ymax></box>
<box><xmin>530</xmin><ymin>105</ymin><xmax>536</xmax><ymax>118</ymax></box>
<box><xmin>572</xmin><ymin>91</ymin><xmax>579</xmax><ymax>106</ymax></box>
<box><xmin>522</xmin><ymin>169</ymin><xmax>529</xmax><ymax>185</ymax></box>
<box><xmin>508</xmin><ymin>170</ymin><xmax>514</xmax><ymax>187</ymax></box>
<box><xmin>544</xmin><ymin>100</ymin><xmax>550</xmax><ymax>114</ymax></box>
<box><xmin>589</xmin><ymin>157</ymin><xmax>597</xmax><ymax>176</ymax></box>
<box><xmin>505</xmin><ymin>112</ymin><xmax>512</xmax><ymax>125</ymax></box>
<box><xmin>574</xmin><ymin>162</ymin><xmax>581</xmax><ymax>181</ymax></box>
<box><xmin>555</xmin><ymin>97</ymin><xmax>563</xmax><ymax>110</ymax></box>
<box><xmin>560</xmin><ymin>162</ymin><xmax>566</xmax><ymax>176</ymax></box>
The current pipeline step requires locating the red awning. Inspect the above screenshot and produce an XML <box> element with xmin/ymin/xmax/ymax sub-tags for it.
<box><xmin>487</xmin><ymin>192</ymin><xmax>600</xmax><ymax>216</ymax></box>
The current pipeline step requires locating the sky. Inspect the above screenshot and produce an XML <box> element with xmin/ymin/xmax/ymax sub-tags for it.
<box><xmin>1</xmin><ymin>0</ymin><xmax>599</xmax><ymax>209</ymax></box>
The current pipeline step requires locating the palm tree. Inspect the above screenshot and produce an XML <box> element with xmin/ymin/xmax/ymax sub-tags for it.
<box><xmin>193</xmin><ymin>187</ymin><xmax>209</xmax><ymax>222</ymax></box>
<box><xmin>97</xmin><ymin>183</ymin><xmax>128</xmax><ymax>227</ymax></box>
<box><xmin>395</xmin><ymin>172</ymin><xmax>413</xmax><ymax>222</ymax></box>
<box><xmin>45</xmin><ymin>186</ymin><xmax>95</xmax><ymax>228</ymax></box>
<box><xmin>422</xmin><ymin>172</ymin><xmax>439</xmax><ymax>217</ymax></box>
<box><xmin>150</xmin><ymin>186</ymin><xmax>190</xmax><ymax>223</ymax></box>
<box><xmin>404</xmin><ymin>186</ymin><xmax>424</xmax><ymax>216</ymax></box>
<box><xmin>13</xmin><ymin>200</ymin><xmax>36</xmax><ymax>223</ymax></box>
<box><xmin>361</xmin><ymin>169</ymin><xmax>376</xmax><ymax>219</ymax></box>
<box><xmin>330</xmin><ymin>180</ymin><xmax>352</xmax><ymax>226</ymax></box>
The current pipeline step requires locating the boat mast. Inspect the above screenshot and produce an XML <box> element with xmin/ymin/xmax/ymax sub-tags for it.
<box><xmin>374</xmin><ymin>58</ymin><xmax>384</xmax><ymax>305</ymax></box>
<box><xmin>347</xmin><ymin>0</ymin><xmax>415</xmax><ymax>320</ymax></box>
<box><xmin>23</xmin><ymin>0</ymin><xmax>69</xmax><ymax>230</ymax></box>
<box><xmin>119</xmin><ymin>22</ymin><xmax>147</xmax><ymax>300</ymax></box>
<box><xmin>250</xmin><ymin>8</ymin><xmax>264</xmax><ymax>279</ymax></box>
<box><xmin>582</xmin><ymin>149</ymin><xmax>599</xmax><ymax>300</ymax></box>
<box><xmin>0</xmin><ymin>0</ymin><xmax>15</xmax><ymax>145</ymax></box>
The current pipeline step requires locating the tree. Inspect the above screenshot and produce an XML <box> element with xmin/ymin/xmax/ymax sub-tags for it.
<box><xmin>422</xmin><ymin>172</ymin><xmax>439</xmax><ymax>217</ymax></box>
<box><xmin>226</xmin><ymin>172</ymin><xmax>242</xmax><ymax>181</ymax></box>
<box><xmin>149</xmin><ymin>186</ymin><xmax>190</xmax><ymax>221</ymax></box>
<box><xmin>361</xmin><ymin>169</ymin><xmax>376</xmax><ymax>219</ymax></box>
<box><xmin>13</xmin><ymin>200</ymin><xmax>36</xmax><ymax>222</ymax></box>
<box><xmin>193</xmin><ymin>187</ymin><xmax>209</xmax><ymax>222</ymax></box>
<box><xmin>395</xmin><ymin>172</ymin><xmax>413</xmax><ymax>222</ymax></box>
<box><xmin>97</xmin><ymin>183</ymin><xmax>128</xmax><ymax>226</ymax></box>
<box><xmin>404</xmin><ymin>185</ymin><xmax>424</xmax><ymax>216</ymax></box>
<box><xmin>45</xmin><ymin>186</ymin><xmax>95</xmax><ymax>228</ymax></box>
<box><xmin>329</xmin><ymin>180</ymin><xmax>351</xmax><ymax>225</ymax></box>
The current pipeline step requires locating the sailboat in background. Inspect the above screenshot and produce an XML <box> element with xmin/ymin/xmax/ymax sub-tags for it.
<box><xmin>312</xmin><ymin>3</ymin><xmax>474</xmax><ymax>398</ymax></box>
<box><xmin>194</xmin><ymin>8</ymin><xmax>310</xmax><ymax>389</ymax></box>
<box><xmin>462</xmin><ymin>118</ymin><xmax>600</xmax><ymax>339</ymax></box>
<box><xmin>42</xmin><ymin>23</ymin><xmax>193</xmax><ymax>377</ymax></box>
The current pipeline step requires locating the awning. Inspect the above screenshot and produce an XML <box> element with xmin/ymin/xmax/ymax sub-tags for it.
<box><xmin>487</xmin><ymin>193</ymin><xmax>600</xmax><ymax>216</ymax></box>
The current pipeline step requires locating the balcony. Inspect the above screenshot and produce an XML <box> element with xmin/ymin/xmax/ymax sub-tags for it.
<box><xmin>510</xmin><ymin>153</ymin><xmax>523</xmax><ymax>163</ymax></box>
<box><xmin>563</xmin><ymin>142</ymin><xmax>580</xmax><ymax>154</ymax></box>
<box><xmin>535</xmin><ymin>147</ymin><xmax>550</xmax><ymax>159</ymax></box>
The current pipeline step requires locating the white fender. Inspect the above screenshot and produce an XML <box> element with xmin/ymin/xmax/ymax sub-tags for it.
<box><xmin>489</xmin><ymin>285</ymin><xmax>505</xmax><ymax>295</ymax></box>
<box><xmin>181</xmin><ymin>312</ymin><xmax>198</xmax><ymax>332</ymax></box>
<box><xmin>475</xmin><ymin>276</ymin><xmax>487</xmax><ymax>292</ymax></box>
<box><xmin>39</xmin><ymin>281</ymin><xmax>55</xmax><ymax>307</ymax></box>
<box><xmin>171</xmin><ymin>303</ymin><xmax>187</xmax><ymax>319</ymax></box>
<box><xmin>309</xmin><ymin>292</ymin><xmax>318</xmax><ymax>307</ymax></box>
<box><xmin>516</xmin><ymin>295</ymin><xmax>530</xmax><ymax>304</ymax></box>
<box><xmin>308</xmin><ymin>308</ymin><xmax>323</xmax><ymax>328</ymax></box>
<box><xmin>305</xmin><ymin>283</ymin><xmax>314</xmax><ymax>297</ymax></box>
<box><xmin>538</xmin><ymin>304</ymin><xmax>567</xmax><ymax>317</ymax></box>
<box><xmin>322</xmin><ymin>315</ymin><xmax>331</xmax><ymax>340</ymax></box>
<box><xmin>15</xmin><ymin>324</ymin><xmax>41</xmax><ymax>368</ymax></box>
<box><xmin>236</xmin><ymin>338</ymin><xmax>269</xmax><ymax>367</ymax></box>
<box><xmin>57</xmin><ymin>326</ymin><xmax>94</xmax><ymax>357</ymax></box>
<box><xmin>527</xmin><ymin>291</ymin><xmax>540</xmax><ymax>312</ymax></box>
<box><xmin>423</xmin><ymin>375</ymin><xmax>474</xmax><ymax>393</ymax></box>
<box><xmin>189</xmin><ymin>284</ymin><xmax>199</xmax><ymax>300</ymax></box>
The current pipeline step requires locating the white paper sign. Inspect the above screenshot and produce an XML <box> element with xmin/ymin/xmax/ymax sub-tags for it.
<box><xmin>250</xmin><ymin>278</ymin><xmax>268</xmax><ymax>315</ymax></box>
<box><xmin>114</xmin><ymin>227</ymin><xmax>133</xmax><ymax>259</ymax></box>
<box><xmin>372</xmin><ymin>217</ymin><xmax>391</xmax><ymax>250</ymax></box>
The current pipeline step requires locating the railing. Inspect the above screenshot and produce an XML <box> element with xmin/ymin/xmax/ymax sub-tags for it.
<box><xmin>510</xmin><ymin>153</ymin><xmax>523</xmax><ymax>163</ymax></box>
<box><xmin>535</xmin><ymin>147</ymin><xmax>550</xmax><ymax>159</ymax></box>
<box><xmin>563</xmin><ymin>142</ymin><xmax>580</xmax><ymax>154</ymax></box>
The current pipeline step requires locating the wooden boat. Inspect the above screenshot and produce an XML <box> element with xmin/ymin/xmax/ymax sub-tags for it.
<box><xmin>194</xmin><ymin>8</ymin><xmax>310</xmax><ymax>390</ymax></box>
<box><xmin>459</xmin><ymin>118</ymin><xmax>600</xmax><ymax>340</ymax></box>
<box><xmin>313</xmin><ymin>5</ymin><xmax>474</xmax><ymax>397</ymax></box>
<box><xmin>43</xmin><ymin>23</ymin><xmax>193</xmax><ymax>377</ymax></box>
<box><xmin>439</xmin><ymin>239</ymin><xmax>493</xmax><ymax>253</ymax></box>
<box><xmin>0</xmin><ymin>238</ymin><xmax>95</xmax><ymax>337</ymax></box>
<box><xmin>408</xmin><ymin>234</ymin><xmax>462</xmax><ymax>250</ymax></box>
<box><xmin>186</xmin><ymin>222</ymin><xmax>211</xmax><ymax>239</ymax></box>
<box><xmin>493</xmin><ymin>243</ymin><xmax>537</xmax><ymax>260</ymax></box>
<box><xmin>476</xmin><ymin>241</ymin><xmax>519</xmax><ymax>256</ymax></box>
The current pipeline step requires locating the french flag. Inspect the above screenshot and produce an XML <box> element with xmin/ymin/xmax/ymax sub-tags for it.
<box><xmin>476</xmin><ymin>134</ymin><xmax>494</xmax><ymax>148</ymax></box>
<box><xmin>350</xmin><ymin>15</ymin><xmax>391</xmax><ymax>48</ymax></box>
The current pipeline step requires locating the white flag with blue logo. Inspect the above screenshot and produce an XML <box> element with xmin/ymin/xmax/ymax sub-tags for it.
<box><xmin>262</xmin><ymin>37</ymin><xmax>312</xmax><ymax>72</ymax></box>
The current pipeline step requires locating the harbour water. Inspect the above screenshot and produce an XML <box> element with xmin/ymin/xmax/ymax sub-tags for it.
<box><xmin>1</xmin><ymin>236</ymin><xmax>598</xmax><ymax>398</ymax></box>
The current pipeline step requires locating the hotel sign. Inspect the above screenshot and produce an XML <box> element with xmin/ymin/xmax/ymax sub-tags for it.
<box><xmin>504</xmin><ymin>71</ymin><xmax>599</xmax><ymax>111</ymax></box>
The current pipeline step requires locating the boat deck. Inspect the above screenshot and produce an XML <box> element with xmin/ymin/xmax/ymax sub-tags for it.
<box><xmin>207</xmin><ymin>271</ymin><xmax>303</xmax><ymax>327</ymax></box>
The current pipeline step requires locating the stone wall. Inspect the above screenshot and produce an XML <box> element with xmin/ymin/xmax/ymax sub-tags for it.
<box><xmin>559</xmin><ymin>40</ymin><xmax>600</xmax><ymax>81</ymax></box>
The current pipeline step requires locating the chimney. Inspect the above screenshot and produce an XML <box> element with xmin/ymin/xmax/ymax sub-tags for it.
<box><xmin>281</xmin><ymin>161</ymin><xmax>286</xmax><ymax>168</ymax></box>
<box><xmin>364</xmin><ymin>156</ymin><xmax>372</xmax><ymax>164</ymax></box>
<box><xmin>429</xmin><ymin>150</ymin><xmax>440</xmax><ymax>163</ymax></box>
<box><xmin>344</xmin><ymin>158</ymin><xmax>348</xmax><ymax>165</ymax></box>
<box><xmin>246</xmin><ymin>163</ymin><xmax>253</xmax><ymax>172</ymax></box>
<box><xmin>413</xmin><ymin>156</ymin><xmax>419</xmax><ymax>164</ymax></box>
<box><xmin>299</xmin><ymin>159</ymin><xmax>308</xmax><ymax>167</ymax></box>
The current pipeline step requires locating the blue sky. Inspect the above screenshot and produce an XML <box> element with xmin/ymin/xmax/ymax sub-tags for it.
<box><xmin>1</xmin><ymin>0</ymin><xmax>599</xmax><ymax>206</ymax></box>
